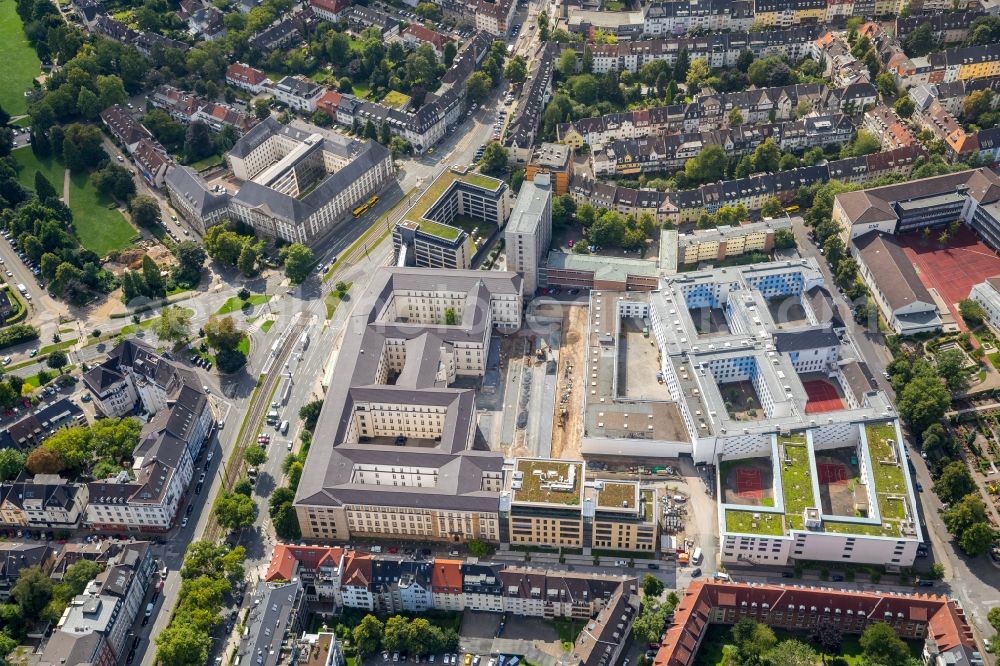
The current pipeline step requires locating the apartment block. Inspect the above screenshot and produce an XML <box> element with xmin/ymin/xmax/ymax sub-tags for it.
<box><xmin>676</xmin><ymin>219</ymin><xmax>791</xmax><ymax>266</ymax></box>
<box><xmin>393</xmin><ymin>167</ymin><xmax>508</xmax><ymax>269</ymax></box>
<box><xmin>505</xmin><ymin>173</ymin><xmax>553</xmax><ymax>295</ymax></box>
<box><xmin>526</xmin><ymin>143</ymin><xmax>572</xmax><ymax>195</ymax></box>
<box><xmin>0</xmin><ymin>474</ymin><xmax>88</xmax><ymax>528</ymax></box>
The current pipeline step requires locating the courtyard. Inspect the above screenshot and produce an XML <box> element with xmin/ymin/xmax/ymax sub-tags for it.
<box><xmin>720</xmin><ymin>380</ymin><xmax>765</xmax><ymax>421</ymax></box>
<box><xmin>617</xmin><ymin>318</ymin><xmax>668</xmax><ymax>399</ymax></box>
<box><xmin>690</xmin><ymin>307</ymin><xmax>731</xmax><ymax>336</ymax></box>
<box><xmin>815</xmin><ymin>446</ymin><xmax>865</xmax><ymax>517</ymax></box>
<box><xmin>720</xmin><ymin>457</ymin><xmax>774</xmax><ymax>507</ymax></box>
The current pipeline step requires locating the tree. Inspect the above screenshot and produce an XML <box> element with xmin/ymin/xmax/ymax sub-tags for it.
<box><xmin>897</xmin><ymin>372</ymin><xmax>951</xmax><ymax>434</ymax></box>
<box><xmin>842</xmin><ymin>129</ymin><xmax>881</xmax><ymax>157</ymax></box>
<box><xmin>767</xmin><ymin>640</ymin><xmax>816</xmax><ymax>666</ymax></box>
<box><xmin>632</xmin><ymin>601</ymin><xmax>671</xmax><ymax>643</ymax></box>
<box><xmin>468</xmin><ymin>539</ymin><xmax>489</xmax><ymax>558</ymax></box>
<box><xmin>943</xmin><ymin>494</ymin><xmax>988</xmax><ymax>536</ymax></box>
<box><xmin>0</xmin><ymin>449</ymin><xmax>25</xmax><ymax>481</ymax></box>
<box><xmin>155</xmin><ymin>306</ymin><xmax>192</xmax><ymax>343</ymax></box>
<box><xmin>26</xmin><ymin>447</ymin><xmax>65</xmax><ymax>474</ymax></box>
<box><xmin>46</xmin><ymin>350</ymin><xmax>68</xmax><ymax>375</ymax></box>
<box><xmin>244</xmin><ymin>445</ymin><xmax>267</xmax><ymax>467</ymax></box>
<box><xmin>732</xmin><ymin>619</ymin><xmax>777</xmax><ymax>664</ymax></box>
<box><xmin>479</xmin><ymin>142</ymin><xmax>509</xmax><ymax>176</ymax></box>
<box><xmin>12</xmin><ymin>566</ymin><xmax>53</xmax><ymax>619</ymax></box>
<box><xmin>747</xmin><ymin>56</ymin><xmax>796</xmax><ymax>87</ymax></box>
<box><xmin>34</xmin><ymin>171</ymin><xmax>58</xmax><ymax>202</ymax></box>
<box><xmin>203</xmin><ymin>316</ymin><xmax>243</xmax><ymax>351</ymax></box>
<box><xmin>76</xmin><ymin>87</ymin><xmax>101</xmax><ymax>120</ymax></box>
<box><xmin>184</xmin><ymin>121</ymin><xmax>214</xmax><ymax>162</ymax></box>
<box><xmin>774</xmin><ymin>228</ymin><xmax>796</xmax><ymax>250</ymax></box>
<box><xmin>684</xmin><ymin>144</ymin><xmax>727</xmax><ymax>185</ymax></box>
<box><xmin>279</xmin><ymin>243</ymin><xmax>315</xmax><ymax>284</ymax></box>
<box><xmin>673</xmin><ymin>47</ymin><xmax>689</xmax><ymax>83</ymax></box>
<box><xmin>894</xmin><ymin>96</ymin><xmax>915</xmax><ymax>118</ymax></box>
<box><xmin>860</xmin><ymin>622</ymin><xmax>911</xmax><ymax>666</ymax></box>
<box><xmin>466</xmin><ymin>71</ymin><xmax>491</xmax><ymax>104</ymax></box>
<box><xmin>728</xmin><ymin>108</ymin><xmax>744</xmax><ymax>126</ymax></box>
<box><xmin>685</xmin><ymin>58</ymin><xmax>715</xmax><ymax>91</ymax></box>
<box><xmin>61</xmin><ymin>123</ymin><xmax>106</xmax><ymax>172</ymax></box>
<box><xmin>809</xmin><ymin>623</ymin><xmax>843</xmax><ymax>655</ymax></box>
<box><xmin>130</xmin><ymin>195</ymin><xmax>161</xmax><ymax>228</ymax></box>
<box><xmin>876</xmin><ymin>72</ymin><xmax>898</xmax><ymax>99</ymax></box>
<box><xmin>299</xmin><ymin>399</ymin><xmax>323</xmax><ymax>431</ymax></box>
<box><xmin>642</xmin><ymin>574</ymin><xmax>664</xmax><ymax>598</ymax></box>
<box><xmin>936</xmin><ymin>349</ymin><xmax>969</xmax><ymax>394</ymax></box>
<box><xmin>537</xmin><ymin>10</ymin><xmax>549</xmax><ymax>41</ymax></box>
<box><xmin>959</xmin><ymin>298</ymin><xmax>988</xmax><ymax>326</ymax></box>
<box><xmin>379</xmin><ymin>120</ymin><xmax>392</xmax><ymax>145</ymax></box>
<box><xmin>96</xmin><ymin>74</ymin><xmax>128</xmax><ymax>109</ymax></box>
<box><xmin>354</xmin><ymin>615</ymin><xmax>384</xmax><ymax>659</ymax></box>
<box><xmin>444</xmin><ymin>41</ymin><xmax>457</xmax><ymax>67</ymax></box>
<box><xmin>156</xmin><ymin>622</ymin><xmax>212</xmax><ymax>666</ymax></box>
<box><xmin>383</xmin><ymin>615</ymin><xmax>410</xmax><ymax>653</ymax></box>
<box><xmin>214</xmin><ymin>491</ymin><xmax>258</xmax><ymax>530</ymax></box>
<box><xmin>504</xmin><ymin>56</ymin><xmax>527</xmax><ymax>84</ymax></box>
<box><xmin>903</xmin><ymin>22</ymin><xmax>936</xmax><ymax>57</ymax></box>
<box><xmin>761</xmin><ymin>197</ymin><xmax>785</xmax><ymax>219</ymax></box>
<box><xmin>444</xmin><ymin>307</ymin><xmax>458</xmax><ymax>325</ymax></box>
<box><xmin>142</xmin><ymin>255</ymin><xmax>164</xmax><ymax>298</ymax></box>
<box><xmin>959</xmin><ymin>522</ymin><xmax>995</xmax><ymax>557</ymax></box>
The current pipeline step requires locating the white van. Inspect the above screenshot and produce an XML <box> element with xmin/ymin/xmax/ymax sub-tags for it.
<box><xmin>280</xmin><ymin>420</ymin><xmax>289</xmax><ymax>435</ymax></box>
<box><xmin>145</xmin><ymin>602</ymin><xmax>154</xmax><ymax>617</ymax></box>
<box><xmin>691</xmin><ymin>547</ymin><xmax>703</xmax><ymax>565</ymax></box>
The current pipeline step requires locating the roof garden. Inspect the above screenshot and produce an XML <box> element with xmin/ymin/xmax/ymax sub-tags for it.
<box><xmin>512</xmin><ymin>459</ymin><xmax>582</xmax><ymax>506</ymax></box>
<box><xmin>726</xmin><ymin>509</ymin><xmax>784</xmax><ymax>536</ymax></box>
<box><xmin>402</xmin><ymin>168</ymin><xmax>504</xmax><ymax>235</ymax></box>
<box><xmin>865</xmin><ymin>422</ymin><xmax>910</xmax><ymax>528</ymax></box>
<box><xmin>779</xmin><ymin>433</ymin><xmax>814</xmax><ymax>531</ymax></box>
<box><xmin>596</xmin><ymin>481</ymin><xmax>638</xmax><ymax>509</ymax></box>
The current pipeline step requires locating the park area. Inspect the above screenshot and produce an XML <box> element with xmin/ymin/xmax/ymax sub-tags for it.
<box><xmin>13</xmin><ymin>149</ymin><xmax>138</xmax><ymax>256</ymax></box>
<box><xmin>0</xmin><ymin>0</ymin><xmax>41</xmax><ymax>117</ymax></box>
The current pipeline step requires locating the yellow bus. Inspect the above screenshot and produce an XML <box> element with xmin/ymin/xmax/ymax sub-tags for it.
<box><xmin>352</xmin><ymin>203</ymin><xmax>371</xmax><ymax>217</ymax></box>
<box><xmin>366</xmin><ymin>195</ymin><xmax>379</xmax><ymax>207</ymax></box>
<box><xmin>784</xmin><ymin>204</ymin><xmax>800</xmax><ymax>213</ymax></box>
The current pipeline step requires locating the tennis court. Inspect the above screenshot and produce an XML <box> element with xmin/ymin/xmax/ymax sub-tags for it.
<box><xmin>899</xmin><ymin>226</ymin><xmax>1000</xmax><ymax>330</ymax></box>
<box><xmin>803</xmin><ymin>379</ymin><xmax>845</xmax><ymax>414</ymax></box>
<box><xmin>817</xmin><ymin>462</ymin><xmax>848</xmax><ymax>484</ymax></box>
<box><xmin>736</xmin><ymin>468</ymin><xmax>764</xmax><ymax>499</ymax></box>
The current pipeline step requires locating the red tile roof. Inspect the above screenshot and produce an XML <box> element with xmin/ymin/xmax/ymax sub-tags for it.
<box><xmin>342</xmin><ymin>552</ymin><xmax>372</xmax><ymax>587</ymax></box>
<box><xmin>310</xmin><ymin>0</ymin><xmax>349</xmax><ymax>15</ymax></box>
<box><xmin>402</xmin><ymin>24</ymin><xmax>449</xmax><ymax>51</ymax></box>
<box><xmin>265</xmin><ymin>544</ymin><xmax>344</xmax><ymax>582</ymax></box>
<box><xmin>431</xmin><ymin>559</ymin><xmax>462</xmax><ymax>593</ymax></box>
<box><xmin>226</xmin><ymin>62</ymin><xmax>268</xmax><ymax>86</ymax></box>
<box><xmin>654</xmin><ymin>582</ymin><xmax>975</xmax><ymax>666</ymax></box>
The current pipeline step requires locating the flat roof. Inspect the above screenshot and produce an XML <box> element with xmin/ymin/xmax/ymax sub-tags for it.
<box><xmin>511</xmin><ymin>459</ymin><xmax>583</xmax><ymax>506</ymax></box>
<box><xmin>402</xmin><ymin>168</ymin><xmax>504</xmax><ymax>233</ymax></box>
<box><xmin>507</xmin><ymin>175</ymin><xmax>551</xmax><ymax>235</ymax></box>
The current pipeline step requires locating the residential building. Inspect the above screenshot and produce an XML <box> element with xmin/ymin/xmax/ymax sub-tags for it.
<box><xmin>164</xmin><ymin>166</ymin><xmax>230</xmax><ymax>234</ymax></box>
<box><xmin>247</xmin><ymin>15</ymin><xmax>303</xmax><ymax>52</ymax></box>
<box><xmin>752</xmin><ymin>0</ymin><xmax>827</xmax><ymax>27</ymax></box>
<box><xmin>309</xmin><ymin>0</ymin><xmax>350</xmax><ymax>21</ymax></box>
<box><xmin>895</xmin><ymin>11</ymin><xmax>986</xmax><ymax>44</ymax></box>
<box><xmin>393</xmin><ymin>167</ymin><xmax>509</xmax><ymax>269</ymax></box>
<box><xmin>0</xmin><ymin>474</ymin><xmax>88</xmax><ymax>528</ymax></box>
<box><xmin>192</xmin><ymin>101</ymin><xmax>257</xmax><ymax>135</ymax></box>
<box><xmin>71</xmin><ymin>0</ymin><xmax>104</xmax><ymax>26</ymax></box>
<box><xmin>187</xmin><ymin>6</ymin><xmax>224</xmax><ymax>40</ymax></box>
<box><xmin>654</xmin><ymin>581</ymin><xmax>980</xmax><ymax>666</ymax></box>
<box><xmin>272</xmin><ymin>76</ymin><xmax>325</xmax><ymax>112</ymax></box>
<box><xmin>344</xmin><ymin>5</ymin><xmax>400</xmax><ymax>37</ymax></box>
<box><xmin>401</xmin><ymin>24</ymin><xmax>450</xmax><ymax>58</ymax></box>
<box><xmin>294</xmin><ymin>267</ymin><xmax>522</xmax><ymax>543</ymax></box>
<box><xmin>0</xmin><ymin>397</ymin><xmax>86</xmax><ymax>451</ymax></box>
<box><xmin>927</xmin><ymin>44</ymin><xmax>1000</xmax><ymax>83</ymax></box>
<box><xmin>131</xmin><ymin>138</ymin><xmax>171</xmax><ymax>188</ymax></box>
<box><xmin>237</xmin><ymin>579</ymin><xmax>305</xmax><ymax>666</ymax></box>
<box><xmin>642</xmin><ymin>0</ymin><xmax>754</xmax><ymax>35</ymax></box>
<box><xmin>525</xmin><ymin>143</ymin><xmax>572</xmax><ymax>195</ymax></box>
<box><xmin>862</xmin><ymin>105</ymin><xmax>916</xmax><ymax>151</ymax></box>
<box><xmin>675</xmin><ymin>219</ymin><xmax>791</xmax><ymax>266</ymax></box>
<box><xmin>913</xmin><ymin>98</ymin><xmax>979</xmax><ymax>158</ymax></box>
<box><xmin>0</xmin><ymin>543</ymin><xmax>54</xmax><ymax>599</ymax></box>
<box><xmin>505</xmin><ymin>173</ymin><xmax>553</xmax><ymax>295</ymax></box>
<box><xmin>100</xmin><ymin>105</ymin><xmax>152</xmax><ymax>153</ymax></box>
<box><xmin>149</xmin><ymin>85</ymin><xmax>201</xmax><ymax>123</ymax></box>
<box><xmin>506</xmin><ymin>43</ymin><xmax>557</xmax><ymax>163</ymax></box>
<box><xmin>226</xmin><ymin>62</ymin><xmax>270</xmax><ymax>94</ymax></box>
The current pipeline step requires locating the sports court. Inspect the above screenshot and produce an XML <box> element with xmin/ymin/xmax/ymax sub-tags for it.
<box><xmin>803</xmin><ymin>378</ymin><xmax>845</xmax><ymax>414</ymax></box>
<box><xmin>721</xmin><ymin>457</ymin><xmax>774</xmax><ymax>507</ymax></box>
<box><xmin>815</xmin><ymin>447</ymin><xmax>863</xmax><ymax>516</ymax></box>
<box><xmin>899</xmin><ymin>227</ymin><xmax>1000</xmax><ymax>329</ymax></box>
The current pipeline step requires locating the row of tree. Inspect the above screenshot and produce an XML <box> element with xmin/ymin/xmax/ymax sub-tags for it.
<box><xmin>156</xmin><ymin>542</ymin><xmax>246</xmax><ymax>666</ymax></box>
<box><xmin>268</xmin><ymin>399</ymin><xmax>323</xmax><ymax>540</ymax></box>
<box><xmin>23</xmin><ymin>417</ymin><xmax>142</xmax><ymax>481</ymax></box>
<box><xmin>352</xmin><ymin>614</ymin><xmax>461</xmax><ymax>659</ymax></box>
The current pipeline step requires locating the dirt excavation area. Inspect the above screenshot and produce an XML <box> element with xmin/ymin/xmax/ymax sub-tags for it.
<box><xmin>549</xmin><ymin>304</ymin><xmax>586</xmax><ymax>460</ymax></box>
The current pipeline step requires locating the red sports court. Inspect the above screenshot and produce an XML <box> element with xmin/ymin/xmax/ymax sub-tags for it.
<box><xmin>899</xmin><ymin>227</ymin><xmax>1000</xmax><ymax>330</ymax></box>
<box><xmin>736</xmin><ymin>468</ymin><xmax>763</xmax><ymax>499</ymax></box>
<box><xmin>803</xmin><ymin>379</ymin><xmax>844</xmax><ymax>414</ymax></box>
<box><xmin>817</xmin><ymin>462</ymin><xmax>849</xmax><ymax>485</ymax></box>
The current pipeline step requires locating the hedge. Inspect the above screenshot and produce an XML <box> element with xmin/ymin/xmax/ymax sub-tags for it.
<box><xmin>0</xmin><ymin>324</ymin><xmax>39</xmax><ymax>349</ymax></box>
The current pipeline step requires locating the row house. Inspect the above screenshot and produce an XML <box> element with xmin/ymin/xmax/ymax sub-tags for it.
<box><xmin>149</xmin><ymin>85</ymin><xmax>201</xmax><ymax>123</ymax></box>
<box><xmin>344</xmin><ymin>5</ymin><xmax>400</xmax><ymax>38</ymax></box>
<box><xmin>401</xmin><ymin>24</ymin><xmax>451</xmax><ymax>60</ymax></box>
<box><xmin>132</xmin><ymin>138</ymin><xmax>171</xmax><ymax>189</ymax></box>
<box><xmin>93</xmin><ymin>14</ymin><xmax>138</xmax><ymax>43</ymax></box>
<box><xmin>930</xmin><ymin>76</ymin><xmax>1000</xmax><ymax>116</ymax></box>
<box><xmin>895</xmin><ymin>11</ymin><xmax>987</xmax><ymax>45</ymax></box>
<box><xmin>265</xmin><ymin>544</ymin><xmax>346</xmax><ymax>602</ymax></box>
<box><xmin>226</xmin><ymin>62</ymin><xmax>270</xmax><ymax>94</ymax></box>
<box><xmin>751</xmin><ymin>0</ymin><xmax>827</xmax><ymax>28</ymax></box>
<box><xmin>927</xmin><ymin>43</ymin><xmax>1000</xmax><ymax>83</ymax></box>
<box><xmin>433</xmin><ymin>0</ymin><xmax>516</xmax><ymax>35</ymax></box>
<box><xmin>192</xmin><ymin>101</ymin><xmax>257</xmax><ymax>134</ymax></box>
<box><xmin>584</xmin><ymin>26</ymin><xmax>822</xmax><ymax>74</ymax></box>
<box><xmin>813</xmin><ymin>31</ymin><xmax>871</xmax><ymax>85</ymax></box>
<box><xmin>642</xmin><ymin>0</ymin><xmax>754</xmax><ymax>36</ymax></box>
<box><xmin>0</xmin><ymin>475</ymin><xmax>88</xmax><ymax>528</ymax></box>
<box><xmin>571</xmin><ymin>145</ymin><xmax>925</xmax><ymax>224</ymax></box>
<box><xmin>863</xmin><ymin>105</ymin><xmax>916</xmax><ymax>151</ymax></box>
<box><xmin>0</xmin><ymin>543</ymin><xmax>54</xmax><ymax>599</ymax></box>
<box><xmin>247</xmin><ymin>14</ymin><xmax>304</xmax><ymax>53</ymax></box>
<box><xmin>914</xmin><ymin>97</ymin><xmax>980</xmax><ymax>158</ymax></box>
<box><xmin>506</xmin><ymin>42</ymin><xmax>557</xmax><ymax>163</ymax></box>
<box><xmin>978</xmin><ymin>126</ymin><xmax>1000</xmax><ymax>163</ymax></box>
<box><xmin>0</xmin><ymin>397</ymin><xmax>85</xmax><ymax>451</ymax></box>
<box><xmin>71</xmin><ymin>0</ymin><xmax>104</xmax><ymax>26</ymax></box>
<box><xmin>591</xmin><ymin>114</ymin><xmax>854</xmax><ymax>176</ymax></box>
<box><xmin>40</xmin><ymin>542</ymin><xmax>154</xmax><ymax>666</ymax></box>
<box><xmin>558</xmin><ymin>83</ymin><xmax>827</xmax><ymax>146</ymax></box>
<box><xmin>134</xmin><ymin>31</ymin><xmax>190</xmax><ymax>57</ymax></box>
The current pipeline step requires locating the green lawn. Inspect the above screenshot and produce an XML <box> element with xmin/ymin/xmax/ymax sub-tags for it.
<box><xmin>260</xmin><ymin>320</ymin><xmax>274</xmax><ymax>333</ymax></box>
<box><xmin>185</xmin><ymin>153</ymin><xmax>225</xmax><ymax>171</ymax></box>
<box><xmin>780</xmin><ymin>436</ymin><xmax>815</xmax><ymax>531</ymax></box>
<box><xmin>381</xmin><ymin>90</ymin><xmax>411</xmax><ymax>110</ymax></box>
<box><xmin>237</xmin><ymin>335</ymin><xmax>249</xmax><ymax>356</ymax></box>
<box><xmin>352</xmin><ymin>82</ymin><xmax>371</xmax><ymax>99</ymax></box>
<box><xmin>0</xmin><ymin>0</ymin><xmax>42</xmax><ymax>116</ymax></box>
<box><xmin>12</xmin><ymin>150</ymin><xmax>137</xmax><ymax>256</ymax></box>
<box><xmin>325</xmin><ymin>282</ymin><xmax>352</xmax><ymax>319</ymax></box>
<box><xmin>217</xmin><ymin>294</ymin><xmax>272</xmax><ymax>315</ymax></box>
<box><xmin>39</xmin><ymin>338</ymin><xmax>77</xmax><ymax>355</ymax></box>
<box><xmin>725</xmin><ymin>509</ymin><xmax>784</xmax><ymax>536</ymax></box>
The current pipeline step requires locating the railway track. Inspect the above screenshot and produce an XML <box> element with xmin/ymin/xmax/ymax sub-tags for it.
<box><xmin>203</xmin><ymin>317</ymin><xmax>310</xmax><ymax>543</ymax></box>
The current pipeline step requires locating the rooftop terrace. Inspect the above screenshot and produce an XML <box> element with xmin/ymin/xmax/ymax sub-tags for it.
<box><xmin>402</xmin><ymin>168</ymin><xmax>504</xmax><ymax>235</ymax></box>
<box><xmin>725</xmin><ymin>509</ymin><xmax>784</xmax><ymax>536</ymax></box>
<box><xmin>595</xmin><ymin>481</ymin><xmax>638</xmax><ymax>510</ymax></box>
<box><xmin>865</xmin><ymin>422</ymin><xmax>910</xmax><ymax>532</ymax></box>
<box><xmin>779</xmin><ymin>433</ymin><xmax>814</xmax><ymax>531</ymax></box>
